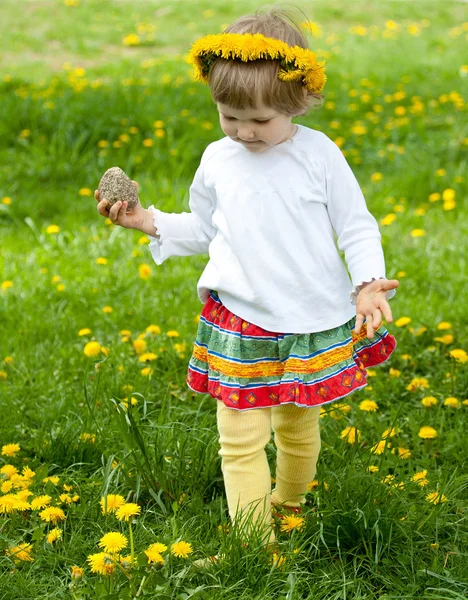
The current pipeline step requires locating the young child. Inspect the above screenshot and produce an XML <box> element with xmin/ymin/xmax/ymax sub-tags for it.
<box><xmin>95</xmin><ymin>7</ymin><xmax>399</xmax><ymax>564</ymax></box>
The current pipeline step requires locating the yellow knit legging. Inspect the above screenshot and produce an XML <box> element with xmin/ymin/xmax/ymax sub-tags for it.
<box><xmin>216</xmin><ymin>400</ymin><xmax>321</xmax><ymax>545</ymax></box>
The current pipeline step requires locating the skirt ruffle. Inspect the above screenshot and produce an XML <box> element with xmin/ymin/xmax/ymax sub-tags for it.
<box><xmin>187</xmin><ymin>292</ymin><xmax>396</xmax><ymax>411</ymax></box>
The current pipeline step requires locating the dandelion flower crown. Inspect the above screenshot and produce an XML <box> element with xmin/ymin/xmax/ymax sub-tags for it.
<box><xmin>188</xmin><ymin>32</ymin><xmax>327</xmax><ymax>94</ymax></box>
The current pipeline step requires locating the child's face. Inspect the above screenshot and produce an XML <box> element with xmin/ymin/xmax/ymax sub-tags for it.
<box><xmin>217</xmin><ymin>101</ymin><xmax>296</xmax><ymax>153</ymax></box>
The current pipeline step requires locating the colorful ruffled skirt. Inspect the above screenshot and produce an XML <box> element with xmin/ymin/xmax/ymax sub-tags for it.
<box><xmin>187</xmin><ymin>291</ymin><xmax>396</xmax><ymax>411</ymax></box>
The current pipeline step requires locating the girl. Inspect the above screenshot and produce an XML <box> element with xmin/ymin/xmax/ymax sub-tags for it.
<box><xmin>95</xmin><ymin>7</ymin><xmax>399</xmax><ymax>565</ymax></box>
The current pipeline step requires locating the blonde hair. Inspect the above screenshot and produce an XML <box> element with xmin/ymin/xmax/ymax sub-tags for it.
<box><xmin>208</xmin><ymin>5</ymin><xmax>324</xmax><ymax>116</ymax></box>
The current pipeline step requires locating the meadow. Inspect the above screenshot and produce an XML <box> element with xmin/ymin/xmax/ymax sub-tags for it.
<box><xmin>0</xmin><ymin>0</ymin><xmax>467</xmax><ymax>598</ymax></box>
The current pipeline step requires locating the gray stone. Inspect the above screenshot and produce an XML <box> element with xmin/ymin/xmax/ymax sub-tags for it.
<box><xmin>98</xmin><ymin>167</ymin><xmax>139</xmax><ymax>211</ymax></box>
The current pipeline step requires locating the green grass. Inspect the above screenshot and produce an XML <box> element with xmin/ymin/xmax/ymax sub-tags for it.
<box><xmin>1</xmin><ymin>1</ymin><xmax>467</xmax><ymax>598</ymax></box>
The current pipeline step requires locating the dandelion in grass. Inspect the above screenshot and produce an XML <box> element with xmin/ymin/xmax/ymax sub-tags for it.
<box><xmin>6</xmin><ymin>543</ymin><xmax>33</xmax><ymax>563</ymax></box>
<box><xmin>389</xmin><ymin>368</ymin><xmax>401</xmax><ymax>377</ymax></box>
<box><xmin>83</xmin><ymin>341</ymin><xmax>101</xmax><ymax>357</ymax></box>
<box><xmin>434</xmin><ymin>334</ymin><xmax>454</xmax><ymax>344</ymax></box>
<box><xmin>47</xmin><ymin>528</ymin><xmax>63</xmax><ymax>544</ymax></box>
<box><xmin>444</xmin><ymin>397</ymin><xmax>460</xmax><ymax>408</ymax></box>
<box><xmin>1</xmin><ymin>443</ymin><xmax>20</xmax><ymax>457</ymax></box>
<box><xmin>411</xmin><ymin>470</ymin><xmax>429</xmax><ymax>486</ymax></box>
<box><xmin>407</xmin><ymin>377</ymin><xmax>429</xmax><ymax>391</ymax></box>
<box><xmin>141</xmin><ymin>367</ymin><xmax>153</xmax><ymax>377</ymax></box>
<box><xmin>167</xmin><ymin>330</ymin><xmax>180</xmax><ymax>338</ymax></box>
<box><xmin>46</xmin><ymin>224</ymin><xmax>60</xmax><ymax>234</ymax></box>
<box><xmin>426</xmin><ymin>491</ymin><xmax>447</xmax><ymax>504</ymax></box>
<box><xmin>418</xmin><ymin>426</ymin><xmax>437</xmax><ymax>439</ymax></box>
<box><xmin>367</xmin><ymin>465</ymin><xmax>379</xmax><ymax>473</ymax></box>
<box><xmin>1</xmin><ymin>464</ymin><xmax>18</xmax><ymax>478</ymax></box>
<box><xmin>359</xmin><ymin>399</ymin><xmax>378</xmax><ymax>412</ymax></box>
<box><xmin>87</xmin><ymin>552</ymin><xmax>115</xmax><ymax>575</ymax></box>
<box><xmin>421</xmin><ymin>396</ymin><xmax>438</xmax><ymax>408</ymax></box>
<box><xmin>371</xmin><ymin>440</ymin><xmax>389</xmax><ymax>455</ymax></box>
<box><xmin>43</xmin><ymin>475</ymin><xmax>60</xmax><ymax>485</ymax></box>
<box><xmin>1</xmin><ymin>481</ymin><xmax>13</xmax><ymax>493</ymax></box>
<box><xmin>138</xmin><ymin>264</ymin><xmax>152</xmax><ymax>279</ymax></box>
<box><xmin>71</xmin><ymin>565</ymin><xmax>84</xmax><ymax>579</ymax></box>
<box><xmin>395</xmin><ymin>316</ymin><xmax>411</xmax><ymax>327</ymax></box>
<box><xmin>115</xmin><ymin>503</ymin><xmax>141</xmax><ymax>521</ymax></box>
<box><xmin>39</xmin><ymin>506</ymin><xmax>66</xmax><ymax>524</ymax></box>
<box><xmin>280</xmin><ymin>515</ymin><xmax>305</xmax><ymax>533</ymax></box>
<box><xmin>145</xmin><ymin>543</ymin><xmax>167</xmax><ymax>564</ymax></box>
<box><xmin>78</xmin><ymin>328</ymin><xmax>91</xmax><ymax>336</ymax></box>
<box><xmin>395</xmin><ymin>447</ymin><xmax>411</xmax><ymax>459</ymax></box>
<box><xmin>133</xmin><ymin>339</ymin><xmax>147</xmax><ymax>355</ymax></box>
<box><xmin>340</xmin><ymin>426</ymin><xmax>361</xmax><ymax>444</ymax></box>
<box><xmin>138</xmin><ymin>352</ymin><xmax>157</xmax><ymax>362</ymax></box>
<box><xmin>449</xmin><ymin>349</ymin><xmax>468</xmax><ymax>363</ymax></box>
<box><xmin>102</xmin><ymin>306</ymin><xmax>113</xmax><ymax>314</ymax></box>
<box><xmin>306</xmin><ymin>479</ymin><xmax>319</xmax><ymax>492</ymax></box>
<box><xmin>0</xmin><ymin>495</ymin><xmax>19</xmax><ymax>513</ymax></box>
<box><xmin>171</xmin><ymin>541</ymin><xmax>193</xmax><ymax>558</ymax></box>
<box><xmin>100</xmin><ymin>494</ymin><xmax>126</xmax><ymax>515</ymax></box>
<box><xmin>99</xmin><ymin>532</ymin><xmax>128</xmax><ymax>554</ymax></box>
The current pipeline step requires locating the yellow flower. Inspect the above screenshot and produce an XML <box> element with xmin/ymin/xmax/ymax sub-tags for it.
<box><xmin>96</xmin><ymin>257</ymin><xmax>108</xmax><ymax>265</ymax></box>
<box><xmin>39</xmin><ymin>506</ymin><xmax>66</xmax><ymax>524</ymax></box>
<box><xmin>138</xmin><ymin>264</ymin><xmax>151</xmax><ymax>279</ymax></box>
<box><xmin>442</xmin><ymin>189</ymin><xmax>455</xmax><ymax>202</ymax></box>
<box><xmin>395</xmin><ymin>317</ymin><xmax>411</xmax><ymax>327</ymax></box>
<box><xmin>47</xmin><ymin>528</ymin><xmax>63</xmax><ymax>544</ymax></box>
<box><xmin>87</xmin><ymin>552</ymin><xmax>115</xmax><ymax>575</ymax></box>
<box><xmin>102</xmin><ymin>306</ymin><xmax>113</xmax><ymax>314</ymax></box>
<box><xmin>167</xmin><ymin>330</ymin><xmax>180</xmax><ymax>338</ymax></box>
<box><xmin>83</xmin><ymin>341</ymin><xmax>101</xmax><ymax>357</ymax></box>
<box><xmin>444</xmin><ymin>397</ymin><xmax>460</xmax><ymax>408</ymax></box>
<box><xmin>418</xmin><ymin>426</ymin><xmax>437</xmax><ymax>439</ymax></box>
<box><xmin>407</xmin><ymin>377</ymin><xmax>429</xmax><ymax>391</ymax></box>
<box><xmin>43</xmin><ymin>475</ymin><xmax>60</xmax><ymax>485</ymax></box>
<box><xmin>123</xmin><ymin>33</ymin><xmax>140</xmax><ymax>46</ymax></box>
<box><xmin>370</xmin><ymin>440</ymin><xmax>389</xmax><ymax>455</ymax></box>
<box><xmin>1</xmin><ymin>464</ymin><xmax>18</xmax><ymax>478</ymax></box>
<box><xmin>145</xmin><ymin>542</ymin><xmax>167</xmax><ymax>564</ymax></box>
<box><xmin>99</xmin><ymin>532</ymin><xmax>128</xmax><ymax>554</ymax></box>
<box><xmin>421</xmin><ymin>396</ymin><xmax>438</xmax><ymax>408</ymax></box>
<box><xmin>280</xmin><ymin>515</ymin><xmax>306</xmax><ymax>532</ymax></box>
<box><xmin>340</xmin><ymin>426</ymin><xmax>361</xmax><ymax>444</ymax></box>
<box><xmin>371</xmin><ymin>172</ymin><xmax>383</xmax><ymax>182</ymax></box>
<box><xmin>411</xmin><ymin>229</ymin><xmax>425</xmax><ymax>237</ymax></box>
<box><xmin>133</xmin><ymin>339</ymin><xmax>147</xmax><ymax>355</ymax></box>
<box><xmin>146</xmin><ymin>324</ymin><xmax>161</xmax><ymax>335</ymax></box>
<box><xmin>71</xmin><ymin>565</ymin><xmax>84</xmax><ymax>579</ymax></box>
<box><xmin>449</xmin><ymin>349</ymin><xmax>468</xmax><ymax>363</ymax></box>
<box><xmin>381</xmin><ymin>213</ymin><xmax>396</xmax><ymax>226</ymax></box>
<box><xmin>78</xmin><ymin>328</ymin><xmax>91</xmax><ymax>336</ymax></box>
<box><xmin>6</xmin><ymin>543</ymin><xmax>34</xmax><ymax>563</ymax></box>
<box><xmin>359</xmin><ymin>399</ymin><xmax>378</xmax><ymax>412</ymax></box>
<box><xmin>1</xmin><ymin>280</ymin><xmax>14</xmax><ymax>290</ymax></box>
<box><xmin>46</xmin><ymin>224</ymin><xmax>60</xmax><ymax>234</ymax></box>
<box><xmin>115</xmin><ymin>502</ymin><xmax>141</xmax><ymax>521</ymax></box>
<box><xmin>434</xmin><ymin>334</ymin><xmax>454</xmax><ymax>344</ymax></box>
<box><xmin>138</xmin><ymin>352</ymin><xmax>157</xmax><ymax>363</ymax></box>
<box><xmin>389</xmin><ymin>368</ymin><xmax>401</xmax><ymax>377</ymax></box>
<box><xmin>100</xmin><ymin>494</ymin><xmax>126</xmax><ymax>514</ymax></box>
<box><xmin>437</xmin><ymin>322</ymin><xmax>452</xmax><ymax>330</ymax></box>
<box><xmin>141</xmin><ymin>367</ymin><xmax>153</xmax><ymax>377</ymax></box>
<box><xmin>30</xmin><ymin>495</ymin><xmax>52</xmax><ymax>510</ymax></box>
<box><xmin>171</xmin><ymin>541</ymin><xmax>193</xmax><ymax>558</ymax></box>
<box><xmin>1</xmin><ymin>443</ymin><xmax>21</xmax><ymax>457</ymax></box>
<box><xmin>396</xmin><ymin>447</ymin><xmax>411</xmax><ymax>459</ymax></box>
<box><xmin>426</xmin><ymin>491</ymin><xmax>447</xmax><ymax>504</ymax></box>
<box><xmin>79</xmin><ymin>188</ymin><xmax>92</xmax><ymax>196</ymax></box>
<box><xmin>2</xmin><ymin>196</ymin><xmax>12</xmax><ymax>205</ymax></box>
<box><xmin>367</xmin><ymin>465</ymin><xmax>379</xmax><ymax>473</ymax></box>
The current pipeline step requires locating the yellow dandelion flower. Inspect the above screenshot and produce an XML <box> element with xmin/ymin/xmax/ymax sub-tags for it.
<box><xmin>138</xmin><ymin>352</ymin><xmax>157</xmax><ymax>362</ymax></box>
<box><xmin>407</xmin><ymin>377</ymin><xmax>429</xmax><ymax>391</ymax></box>
<box><xmin>449</xmin><ymin>349</ymin><xmax>468</xmax><ymax>363</ymax></box>
<box><xmin>1</xmin><ymin>281</ymin><xmax>14</xmax><ymax>290</ymax></box>
<box><xmin>145</xmin><ymin>543</ymin><xmax>167</xmax><ymax>564</ymax></box>
<box><xmin>138</xmin><ymin>263</ymin><xmax>151</xmax><ymax>279</ymax></box>
<box><xmin>411</xmin><ymin>229</ymin><xmax>425</xmax><ymax>237</ymax></box>
<box><xmin>421</xmin><ymin>396</ymin><xmax>438</xmax><ymax>408</ymax></box>
<box><xmin>30</xmin><ymin>495</ymin><xmax>52</xmax><ymax>510</ymax></box>
<box><xmin>123</xmin><ymin>34</ymin><xmax>140</xmax><ymax>46</ymax></box>
<box><xmin>141</xmin><ymin>367</ymin><xmax>153</xmax><ymax>376</ymax></box>
<box><xmin>280</xmin><ymin>515</ymin><xmax>306</xmax><ymax>533</ymax></box>
<box><xmin>133</xmin><ymin>339</ymin><xmax>147</xmax><ymax>355</ymax></box>
<box><xmin>146</xmin><ymin>324</ymin><xmax>161</xmax><ymax>335</ymax></box>
<box><xmin>434</xmin><ymin>334</ymin><xmax>454</xmax><ymax>344</ymax></box>
<box><xmin>170</xmin><ymin>541</ymin><xmax>193</xmax><ymax>558</ymax></box>
<box><xmin>39</xmin><ymin>506</ymin><xmax>66</xmax><ymax>524</ymax></box>
<box><xmin>395</xmin><ymin>317</ymin><xmax>411</xmax><ymax>327</ymax></box>
<box><xmin>444</xmin><ymin>397</ymin><xmax>460</xmax><ymax>408</ymax></box>
<box><xmin>411</xmin><ymin>470</ymin><xmax>429</xmax><ymax>486</ymax></box>
<box><xmin>2</xmin><ymin>196</ymin><xmax>12</xmax><ymax>205</ymax></box>
<box><xmin>167</xmin><ymin>330</ymin><xmax>180</xmax><ymax>338</ymax></box>
<box><xmin>442</xmin><ymin>189</ymin><xmax>455</xmax><ymax>202</ymax></box>
<box><xmin>389</xmin><ymin>368</ymin><xmax>401</xmax><ymax>377</ymax></box>
<box><xmin>418</xmin><ymin>426</ymin><xmax>437</xmax><ymax>439</ymax></box>
<box><xmin>6</xmin><ymin>543</ymin><xmax>34</xmax><ymax>563</ymax></box>
<box><xmin>46</xmin><ymin>224</ymin><xmax>60</xmax><ymax>234</ymax></box>
<box><xmin>1</xmin><ymin>464</ymin><xmax>18</xmax><ymax>478</ymax></box>
<box><xmin>78</xmin><ymin>328</ymin><xmax>91</xmax><ymax>336</ymax></box>
<box><xmin>96</xmin><ymin>257</ymin><xmax>108</xmax><ymax>265</ymax></box>
<box><xmin>43</xmin><ymin>475</ymin><xmax>60</xmax><ymax>485</ymax></box>
<box><xmin>79</xmin><ymin>188</ymin><xmax>92</xmax><ymax>196</ymax></box>
<box><xmin>87</xmin><ymin>552</ymin><xmax>115</xmax><ymax>575</ymax></box>
<box><xmin>83</xmin><ymin>341</ymin><xmax>101</xmax><ymax>357</ymax></box>
<box><xmin>359</xmin><ymin>399</ymin><xmax>378</xmax><ymax>412</ymax></box>
<box><xmin>99</xmin><ymin>532</ymin><xmax>128</xmax><ymax>554</ymax></box>
<box><xmin>1</xmin><ymin>443</ymin><xmax>21</xmax><ymax>457</ymax></box>
<box><xmin>371</xmin><ymin>172</ymin><xmax>383</xmax><ymax>182</ymax></box>
<box><xmin>100</xmin><ymin>494</ymin><xmax>126</xmax><ymax>514</ymax></box>
<box><xmin>1</xmin><ymin>481</ymin><xmax>13</xmax><ymax>493</ymax></box>
<box><xmin>71</xmin><ymin>565</ymin><xmax>84</xmax><ymax>579</ymax></box>
<box><xmin>102</xmin><ymin>306</ymin><xmax>113</xmax><ymax>314</ymax></box>
<box><xmin>47</xmin><ymin>528</ymin><xmax>63</xmax><ymax>544</ymax></box>
<box><xmin>426</xmin><ymin>491</ymin><xmax>447</xmax><ymax>504</ymax></box>
<box><xmin>115</xmin><ymin>502</ymin><xmax>141</xmax><ymax>521</ymax></box>
<box><xmin>367</xmin><ymin>465</ymin><xmax>379</xmax><ymax>473</ymax></box>
<box><xmin>340</xmin><ymin>426</ymin><xmax>361</xmax><ymax>444</ymax></box>
<box><xmin>396</xmin><ymin>447</ymin><xmax>411</xmax><ymax>459</ymax></box>
<box><xmin>371</xmin><ymin>440</ymin><xmax>389</xmax><ymax>455</ymax></box>
<box><xmin>437</xmin><ymin>322</ymin><xmax>451</xmax><ymax>330</ymax></box>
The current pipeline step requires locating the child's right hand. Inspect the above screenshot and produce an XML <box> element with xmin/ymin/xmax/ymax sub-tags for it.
<box><xmin>94</xmin><ymin>181</ymin><xmax>153</xmax><ymax>233</ymax></box>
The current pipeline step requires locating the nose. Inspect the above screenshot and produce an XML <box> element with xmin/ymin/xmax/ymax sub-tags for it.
<box><xmin>237</xmin><ymin>125</ymin><xmax>255</xmax><ymax>141</ymax></box>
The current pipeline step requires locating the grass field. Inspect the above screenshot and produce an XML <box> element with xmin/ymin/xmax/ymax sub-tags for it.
<box><xmin>0</xmin><ymin>1</ymin><xmax>467</xmax><ymax>598</ymax></box>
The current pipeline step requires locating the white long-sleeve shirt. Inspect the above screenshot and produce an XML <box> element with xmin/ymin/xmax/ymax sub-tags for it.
<box><xmin>148</xmin><ymin>124</ymin><xmax>394</xmax><ymax>333</ymax></box>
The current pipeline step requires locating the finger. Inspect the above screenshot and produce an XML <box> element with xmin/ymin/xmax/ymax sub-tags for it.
<box><xmin>97</xmin><ymin>199</ymin><xmax>110</xmax><ymax>216</ymax></box>
<box><xmin>94</xmin><ymin>190</ymin><xmax>100</xmax><ymax>201</ymax></box>
<box><xmin>354</xmin><ymin>314</ymin><xmax>364</xmax><ymax>333</ymax></box>
<box><xmin>132</xmin><ymin>180</ymin><xmax>139</xmax><ymax>190</ymax></box>
<box><xmin>109</xmin><ymin>201</ymin><xmax>122</xmax><ymax>221</ymax></box>
<box><xmin>372</xmin><ymin>309</ymin><xmax>382</xmax><ymax>330</ymax></box>
<box><xmin>378</xmin><ymin>299</ymin><xmax>393</xmax><ymax>323</ymax></box>
<box><xmin>366</xmin><ymin>315</ymin><xmax>374</xmax><ymax>339</ymax></box>
<box><xmin>380</xmin><ymin>279</ymin><xmax>400</xmax><ymax>291</ymax></box>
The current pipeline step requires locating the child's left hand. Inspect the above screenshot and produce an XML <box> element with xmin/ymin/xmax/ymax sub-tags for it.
<box><xmin>354</xmin><ymin>279</ymin><xmax>400</xmax><ymax>339</ymax></box>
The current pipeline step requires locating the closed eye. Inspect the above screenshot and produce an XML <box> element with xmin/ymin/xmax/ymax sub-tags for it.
<box><xmin>223</xmin><ymin>116</ymin><xmax>271</xmax><ymax>124</ymax></box>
